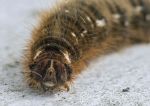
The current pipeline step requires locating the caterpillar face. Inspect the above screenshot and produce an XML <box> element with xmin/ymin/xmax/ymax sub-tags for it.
<box><xmin>29</xmin><ymin>51</ymin><xmax>72</xmax><ymax>91</ymax></box>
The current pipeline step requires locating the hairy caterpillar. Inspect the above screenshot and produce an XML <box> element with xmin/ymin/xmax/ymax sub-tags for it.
<box><xmin>23</xmin><ymin>0</ymin><xmax>150</xmax><ymax>91</ymax></box>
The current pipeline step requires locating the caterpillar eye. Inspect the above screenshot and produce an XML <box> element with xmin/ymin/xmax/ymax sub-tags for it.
<box><xmin>29</xmin><ymin>63</ymin><xmax>36</xmax><ymax>70</ymax></box>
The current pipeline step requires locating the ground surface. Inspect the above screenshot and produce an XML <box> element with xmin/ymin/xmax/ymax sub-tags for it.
<box><xmin>0</xmin><ymin>0</ymin><xmax>150</xmax><ymax>106</ymax></box>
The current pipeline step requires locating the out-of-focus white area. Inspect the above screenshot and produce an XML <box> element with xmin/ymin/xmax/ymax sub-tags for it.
<box><xmin>0</xmin><ymin>0</ymin><xmax>150</xmax><ymax>106</ymax></box>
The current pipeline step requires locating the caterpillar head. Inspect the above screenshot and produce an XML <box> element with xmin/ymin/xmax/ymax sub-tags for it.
<box><xmin>29</xmin><ymin>51</ymin><xmax>72</xmax><ymax>91</ymax></box>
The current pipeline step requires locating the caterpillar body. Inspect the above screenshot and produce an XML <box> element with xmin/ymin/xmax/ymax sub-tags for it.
<box><xmin>23</xmin><ymin>0</ymin><xmax>150</xmax><ymax>91</ymax></box>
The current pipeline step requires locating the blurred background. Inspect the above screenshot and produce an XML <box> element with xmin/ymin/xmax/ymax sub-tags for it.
<box><xmin>0</xmin><ymin>0</ymin><xmax>150</xmax><ymax>106</ymax></box>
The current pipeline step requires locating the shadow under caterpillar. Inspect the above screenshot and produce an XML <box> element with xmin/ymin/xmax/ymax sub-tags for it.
<box><xmin>22</xmin><ymin>0</ymin><xmax>150</xmax><ymax>91</ymax></box>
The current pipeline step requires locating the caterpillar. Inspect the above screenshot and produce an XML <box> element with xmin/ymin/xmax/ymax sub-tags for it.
<box><xmin>23</xmin><ymin>0</ymin><xmax>150</xmax><ymax>91</ymax></box>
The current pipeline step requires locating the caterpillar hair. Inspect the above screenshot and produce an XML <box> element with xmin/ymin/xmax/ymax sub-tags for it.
<box><xmin>22</xmin><ymin>0</ymin><xmax>150</xmax><ymax>91</ymax></box>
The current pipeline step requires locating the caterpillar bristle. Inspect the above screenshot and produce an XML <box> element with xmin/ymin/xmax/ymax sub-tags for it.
<box><xmin>22</xmin><ymin>0</ymin><xmax>150</xmax><ymax>91</ymax></box>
